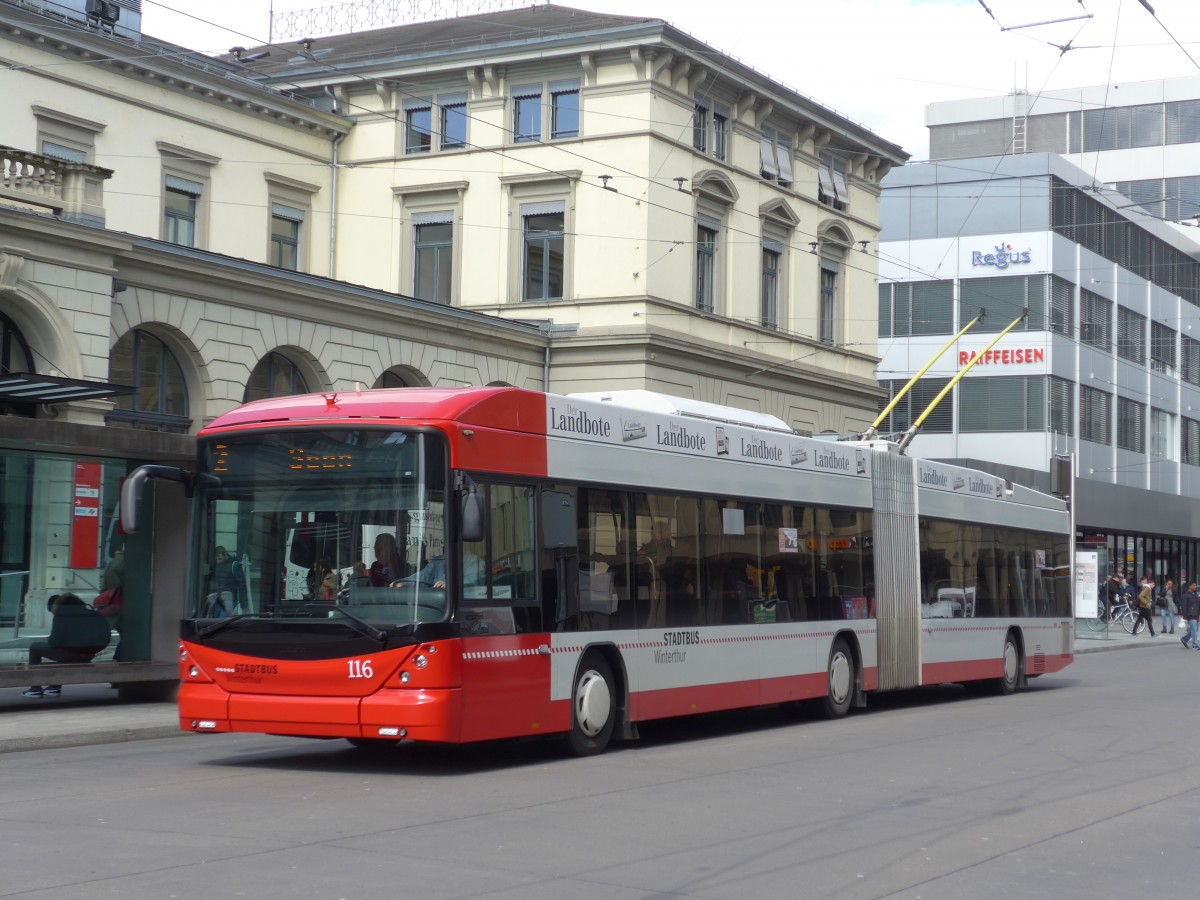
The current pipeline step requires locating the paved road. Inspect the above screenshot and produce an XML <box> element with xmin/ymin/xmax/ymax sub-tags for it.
<box><xmin>2</xmin><ymin>637</ymin><xmax>1197</xmax><ymax>899</ymax></box>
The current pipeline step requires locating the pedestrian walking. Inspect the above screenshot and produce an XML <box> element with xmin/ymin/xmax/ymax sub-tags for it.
<box><xmin>1181</xmin><ymin>582</ymin><xmax>1200</xmax><ymax>650</ymax></box>
<box><xmin>1134</xmin><ymin>577</ymin><xmax>1156</xmax><ymax>636</ymax></box>
<box><xmin>1157</xmin><ymin>578</ymin><xmax>1177</xmax><ymax>635</ymax></box>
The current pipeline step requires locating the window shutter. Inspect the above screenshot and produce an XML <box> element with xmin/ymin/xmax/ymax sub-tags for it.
<box><xmin>521</xmin><ymin>200</ymin><xmax>565</xmax><ymax>217</ymax></box>
<box><xmin>777</xmin><ymin>139</ymin><xmax>793</xmax><ymax>184</ymax></box>
<box><xmin>817</xmin><ymin>166</ymin><xmax>835</xmax><ymax>200</ymax></box>
<box><xmin>165</xmin><ymin>175</ymin><xmax>203</xmax><ymax>195</ymax></box>
<box><xmin>759</xmin><ymin>136</ymin><xmax>778</xmax><ymax>179</ymax></box>
<box><xmin>271</xmin><ymin>203</ymin><xmax>304</xmax><ymax>222</ymax></box>
<box><xmin>911</xmin><ymin>281</ymin><xmax>953</xmax><ymax>335</ymax></box>
<box><xmin>411</xmin><ymin>210</ymin><xmax>453</xmax><ymax>225</ymax></box>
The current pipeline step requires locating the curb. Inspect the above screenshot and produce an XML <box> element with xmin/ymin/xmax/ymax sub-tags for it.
<box><xmin>0</xmin><ymin>725</ymin><xmax>184</xmax><ymax>755</ymax></box>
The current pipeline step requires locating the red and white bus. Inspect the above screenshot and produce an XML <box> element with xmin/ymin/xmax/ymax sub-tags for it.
<box><xmin>121</xmin><ymin>387</ymin><xmax>1073</xmax><ymax>755</ymax></box>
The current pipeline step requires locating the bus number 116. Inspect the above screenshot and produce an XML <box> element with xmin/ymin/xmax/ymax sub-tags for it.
<box><xmin>348</xmin><ymin>659</ymin><xmax>374</xmax><ymax>679</ymax></box>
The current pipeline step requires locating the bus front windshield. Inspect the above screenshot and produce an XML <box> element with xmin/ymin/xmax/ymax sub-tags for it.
<box><xmin>192</xmin><ymin>429</ymin><xmax>448</xmax><ymax>627</ymax></box>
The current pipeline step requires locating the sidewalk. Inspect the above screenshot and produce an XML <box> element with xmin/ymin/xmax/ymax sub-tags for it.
<box><xmin>0</xmin><ymin>624</ymin><xmax>1186</xmax><ymax>753</ymax></box>
<box><xmin>0</xmin><ymin>682</ymin><xmax>181</xmax><ymax>754</ymax></box>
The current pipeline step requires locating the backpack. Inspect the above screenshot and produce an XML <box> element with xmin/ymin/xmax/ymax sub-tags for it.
<box><xmin>93</xmin><ymin>587</ymin><xmax>122</xmax><ymax>620</ymax></box>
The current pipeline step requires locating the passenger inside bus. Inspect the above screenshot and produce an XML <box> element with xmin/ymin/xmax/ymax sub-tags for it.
<box><xmin>369</xmin><ymin>532</ymin><xmax>405</xmax><ymax>586</ymax></box>
<box><xmin>393</xmin><ymin>552</ymin><xmax>484</xmax><ymax>590</ymax></box>
<box><xmin>305</xmin><ymin>558</ymin><xmax>338</xmax><ymax>601</ymax></box>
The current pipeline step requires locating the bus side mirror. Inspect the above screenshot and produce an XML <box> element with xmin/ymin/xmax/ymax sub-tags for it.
<box><xmin>119</xmin><ymin>464</ymin><xmax>192</xmax><ymax>534</ymax></box>
<box><xmin>461</xmin><ymin>490</ymin><xmax>485</xmax><ymax>544</ymax></box>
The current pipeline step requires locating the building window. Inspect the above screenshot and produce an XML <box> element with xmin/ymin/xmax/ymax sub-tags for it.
<box><xmin>244</xmin><ymin>351</ymin><xmax>309</xmax><ymax>403</ymax></box>
<box><xmin>513</xmin><ymin>85</ymin><xmax>542</xmax><ymax>143</ymax></box>
<box><xmin>1151</xmin><ymin>321</ymin><xmax>1177</xmax><ymax>374</ymax></box>
<box><xmin>1167</xmin><ymin>100</ymin><xmax>1200</xmax><ymax>145</ymax></box>
<box><xmin>759</xmin><ymin>128</ymin><xmax>793</xmax><ymax>186</ymax></box>
<box><xmin>34</xmin><ymin>106</ymin><xmax>103</xmax><ymax>165</ymax></box>
<box><xmin>1070</xmin><ymin>103</ymin><xmax>1165</xmax><ymax>152</ymax></box>
<box><xmin>1151</xmin><ymin>408</ymin><xmax>1174</xmax><ymax>459</ymax></box>
<box><xmin>1050</xmin><ymin>376</ymin><xmax>1074</xmax><ymax>437</ymax></box>
<box><xmin>761</xmin><ymin>245</ymin><xmax>780</xmax><ymax>329</ymax></box>
<box><xmin>1116</xmin><ymin>307</ymin><xmax>1146</xmax><ymax>364</ymax></box>
<box><xmin>439</xmin><ymin>94</ymin><xmax>468</xmax><ymax>150</ymax></box>
<box><xmin>1112</xmin><ymin>175</ymin><xmax>1200</xmax><ymax>223</ymax></box>
<box><xmin>550</xmin><ymin>80</ymin><xmax>580</xmax><ymax>139</ymax></box>
<box><xmin>511</xmin><ymin>80</ymin><xmax>580</xmax><ymax>143</ymax></box>
<box><xmin>819</xmin><ymin>260</ymin><xmax>838</xmax><ymax>344</ymax></box>
<box><xmin>692</xmin><ymin>98</ymin><xmax>709</xmax><ymax>153</ymax></box>
<box><xmin>1117</xmin><ymin>396</ymin><xmax>1145</xmax><ymax>453</ymax></box>
<box><xmin>696</xmin><ymin>224</ymin><xmax>718</xmax><ymax>312</ymax></box>
<box><xmin>0</xmin><ymin>312</ymin><xmax>33</xmax><ymax>417</ymax></box>
<box><xmin>879</xmin><ymin>281</ymin><xmax>955</xmax><ymax>337</ymax></box>
<box><xmin>694</xmin><ymin>97</ymin><xmax>732</xmax><ymax>161</ymax></box>
<box><xmin>1051</xmin><ymin>178</ymin><xmax>1200</xmax><ymax>307</ymax></box>
<box><xmin>959</xmin><ymin>275</ymin><xmax>1047</xmax><ymax>332</ymax></box>
<box><xmin>107</xmin><ymin>329</ymin><xmax>190</xmax><ymax>433</ymax></box>
<box><xmin>1183</xmin><ymin>417</ymin><xmax>1200</xmax><ymax>466</ymax></box>
<box><xmin>404</xmin><ymin>98</ymin><xmax>433</xmax><ymax>154</ymax></box>
<box><xmin>878</xmin><ymin>378</ymin><xmax>953</xmax><ymax>434</ymax></box>
<box><xmin>40</xmin><ymin>141</ymin><xmax>87</xmax><ymax>162</ymax></box>
<box><xmin>1182</xmin><ymin>336</ymin><xmax>1200</xmax><ymax>387</ymax></box>
<box><xmin>1081</xmin><ymin>385</ymin><xmax>1111</xmax><ymax>445</ymax></box>
<box><xmin>1080</xmin><ymin>288</ymin><xmax>1112</xmax><ymax>351</ymax></box>
<box><xmin>818</xmin><ymin>152</ymin><xmax>848</xmax><ymax>210</ymax></box>
<box><xmin>1049</xmin><ymin>276</ymin><xmax>1074</xmax><ymax>337</ymax></box>
<box><xmin>959</xmin><ymin>376</ymin><xmax>1044</xmax><ymax>432</ymax></box>
<box><xmin>270</xmin><ymin>205</ymin><xmax>303</xmax><ymax>271</ymax></box>
<box><xmin>522</xmin><ymin>204</ymin><xmax>564</xmax><ymax>301</ymax></box>
<box><xmin>713</xmin><ymin>105</ymin><xmax>728</xmax><ymax>161</ymax></box>
<box><xmin>163</xmin><ymin>177</ymin><xmax>201</xmax><ymax>247</ymax></box>
<box><xmin>413</xmin><ymin>216</ymin><xmax>453</xmax><ymax>304</ymax></box>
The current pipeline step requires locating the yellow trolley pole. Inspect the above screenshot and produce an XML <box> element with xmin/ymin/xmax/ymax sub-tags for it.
<box><xmin>863</xmin><ymin>309</ymin><xmax>986</xmax><ymax>441</ymax></box>
<box><xmin>896</xmin><ymin>309</ymin><xmax>1029</xmax><ymax>454</ymax></box>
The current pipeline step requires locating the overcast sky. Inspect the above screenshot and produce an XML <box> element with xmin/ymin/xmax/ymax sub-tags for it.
<box><xmin>140</xmin><ymin>0</ymin><xmax>1200</xmax><ymax>159</ymax></box>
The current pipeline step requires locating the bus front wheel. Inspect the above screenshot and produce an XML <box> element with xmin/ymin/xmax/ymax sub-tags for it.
<box><xmin>567</xmin><ymin>653</ymin><xmax>616</xmax><ymax>756</ymax></box>
<box><xmin>820</xmin><ymin>638</ymin><xmax>855</xmax><ymax>719</ymax></box>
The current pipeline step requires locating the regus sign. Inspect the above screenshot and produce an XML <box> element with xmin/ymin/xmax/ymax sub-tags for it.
<box><xmin>971</xmin><ymin>241</ymin><xmax>1031</xmax><ymax>269</ymax></box>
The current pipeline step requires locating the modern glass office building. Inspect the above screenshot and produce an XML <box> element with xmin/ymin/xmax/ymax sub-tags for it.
<box><xmin>880</xmin><ymin>153</ymin><xmax>1200</xmax><ymax>584</ymax></box>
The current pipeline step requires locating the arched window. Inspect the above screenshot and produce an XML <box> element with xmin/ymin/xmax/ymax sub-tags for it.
<box><xmin>0</xmin><ymin>311</ymin><xmax>34</xmax><ymax>375</ymax></box>
<box><xmin>107</xmin><ymin>329</ymin><xmax>190</xmax><ymax>432</ymax></box>
<box><xmin>373</xmin><ymin>369</ymin><xmax>412</xmax><ymax>389</ymax></box>
<box><xmin>372</xmin><ymin>366</ymin><xmax>429</xmax><ymax>389</ymax></box>
<box><xmin>0</xmin><ymin>311</ymin><xmax>36</xmax><ymax>416</ymax></box>
<box><xmin>245</xmin><ymin>351</ymin><xmax>309</xmax><ymax>403</ymax></box>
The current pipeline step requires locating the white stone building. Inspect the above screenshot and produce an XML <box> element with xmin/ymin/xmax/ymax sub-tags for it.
<box><xmin>0</xmin><ymin>0</ymin><xmax>906</xmax><ymax>691</ymax></box>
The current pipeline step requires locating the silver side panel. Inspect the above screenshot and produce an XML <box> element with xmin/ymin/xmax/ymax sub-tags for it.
<box><xmin>873</xmin><ymin>452</ymin><xmax>922</xmax><ymax>691</ymax></box>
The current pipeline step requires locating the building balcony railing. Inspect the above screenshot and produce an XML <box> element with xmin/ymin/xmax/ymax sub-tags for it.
<box><xmin>0</xmin><ymin>145</ymin><xmax>112</xmax><ymax>226</ymax></box>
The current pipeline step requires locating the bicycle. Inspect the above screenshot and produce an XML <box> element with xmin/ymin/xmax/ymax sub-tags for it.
<box><xmin>1080</xmin><ymin>597</ymin><xmax>1109</xmax><ymax>633</ymax></box>
<box><xmin>1112</xmin><ymin>597</ymin><xmax>1147</xmax><ymax>635</ymax></box>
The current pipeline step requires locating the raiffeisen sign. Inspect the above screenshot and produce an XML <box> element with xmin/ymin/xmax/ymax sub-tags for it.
<box><xmin>970</xmin><ymin>241</ymin><xmax>1031</xmax><ymax>269</ymax></box>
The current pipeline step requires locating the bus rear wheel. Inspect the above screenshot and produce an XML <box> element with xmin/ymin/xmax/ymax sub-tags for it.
<box><xmin>820</xmin><ymin>638</ymin><xmax>855</xmax><ymax>719</ymax></box>
<box><xmin>996</xmin><ymin>634</ymin><xmax>1021</xmax><ymax>695</ymax></box>
<box><xmin>566</xmin><ymin>653</ymin><xmax>616</xmax><ymax>756</ymax></box>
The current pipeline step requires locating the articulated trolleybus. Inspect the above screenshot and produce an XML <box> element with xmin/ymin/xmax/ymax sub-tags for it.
<box><xmin>121</xmin><ymin>387</ymin><xmax>1072</xmax><ymax>755</ymax></box>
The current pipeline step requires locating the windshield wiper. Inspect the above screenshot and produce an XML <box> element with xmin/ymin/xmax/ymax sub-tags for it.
<box><xmin>195</xmin><ymin>613</ymin><xmax>257</xmax><ymax>639</ymax></box>
<box><xmin>292</xmin><ymin>603</ymin><xmax>388</xmax><ymax>642</ymax></box>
